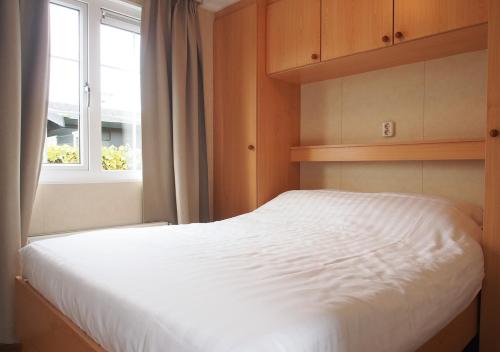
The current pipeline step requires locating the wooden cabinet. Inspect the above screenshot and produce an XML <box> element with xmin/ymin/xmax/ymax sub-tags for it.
<box><xmin>266</xmin><ymin>0</ymin><xmax>321</xmax><ymax>74</ymax></box>
<box><xmin>214</xmin><ymin>4</ymin><xmax>258</xmax><ymax>219</ymax></box>
<box><xmin>214</xmin><ymin>0</ymin><xmax>300</xmax><ymax>220</ymax></box>
<box><xmin>394</xmin><ymin>0</ymin><xmax>488</xmax><ymax>43</ymax></box>
<box><xmin>322</xmin><ymin>0</ymin><xmax>393</xmax><ymax>60</ymax></box>
<box><xmin>266</xmin><ymin>0</ymin><xmax>488</xmax><ymax>74</ymax></box>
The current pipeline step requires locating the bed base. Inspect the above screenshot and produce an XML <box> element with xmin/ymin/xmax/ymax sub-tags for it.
<box><xmin>416</xmin><ymin>297</ymin><xmax>478</xmax><ymax>352</ymax></box>
<box><xmin>15</xmin><ymin>277</ymin><xmax>104</xmax><ymax>352</ymax></box>
<box><xmin>15</xmin><ymin>276</ymin><xmax>478</xmax><ymax>352</ymax></box>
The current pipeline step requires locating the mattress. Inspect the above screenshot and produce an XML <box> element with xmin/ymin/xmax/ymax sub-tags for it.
<box><xmin>20</xmin><ymin>190</ymin><xmax>484</xmax><ymax>352</ymax></box>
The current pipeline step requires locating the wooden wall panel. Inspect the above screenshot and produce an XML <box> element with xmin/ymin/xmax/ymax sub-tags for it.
<box><xmin>480</xmin><ymin>0</ymin><xmax>500</xmax><ymax>350</ymax></box>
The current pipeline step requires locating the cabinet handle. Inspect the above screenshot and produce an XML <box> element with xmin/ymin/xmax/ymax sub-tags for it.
<box><xmin>248</xmin><ymin>145</ymin><xmax>255</xmax><ymax>151</ymax></box>
<box><xmin>382</xmin><ymin>35</ymin><xmax>390</xmax><ymax>43</ymax></box>
<box><xmin>311</xmin><ymin>53</ymin><xmax>319</xmax><ymax>60</ymax></box>
<box><xmin>395</xmin><ymin>31</ymin><xmax>404</xmax><ymax>40</ymax></box>
<box><xmin>490</xmin><ymin>129</ymin><xmax>499</xmax><ymax>137</ymax></box>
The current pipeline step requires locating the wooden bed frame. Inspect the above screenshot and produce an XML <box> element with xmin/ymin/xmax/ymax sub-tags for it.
<box><xmin>15</xmin><ymin>276</ymin><xmax>478</xmax><ymax>352</ymax></box>
<box><xmin>15</xmin><ymin>278</ymin><xmax>104</xmax><ymax>352</ymax></box>
<box><xmin>14</xmin><ymin>0</ymin><xmax>500</xmax><ymax>351</ymax></box>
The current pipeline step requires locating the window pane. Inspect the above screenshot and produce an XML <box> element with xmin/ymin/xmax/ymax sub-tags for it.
<box><xmin>100</xmin><ymin>23</ymin><xmax>141</xmax><ymax>171</ymax></box>
<box><xmin>45</xmin><ymin>3</ymin><xmax>81</xmax><ymax>165</ymax></box>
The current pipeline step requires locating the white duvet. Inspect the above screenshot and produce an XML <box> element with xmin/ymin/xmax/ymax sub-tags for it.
<box><xmin>20</xmin><ymin>190</ymin><xmax>484</xmax><ymax>352</ymax></box>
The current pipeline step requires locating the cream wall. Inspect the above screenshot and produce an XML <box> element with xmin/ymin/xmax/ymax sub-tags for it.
<box><xmin>300</xmin><ymin>50</ymin><xmax>487</xmax><ymax>207</ymax></box>
<box><xmin>29</xmin><ymin>182</ymin><xmax>143</xmax><ymax>235</ymax></box>
<box><xmin>29</xmin><ymin>8</ymin><xmax>216</xmax><ymax>235</ymax></box>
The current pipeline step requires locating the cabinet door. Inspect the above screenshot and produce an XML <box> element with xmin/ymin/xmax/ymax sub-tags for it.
<box><xmin>214</xmin><ymin>4</ymin><xmax>257</xmax><ymax>220</ymax></box>
<box><xmin>394</xmin><ymin>0</ymin><xmax>488</xmax><ymax>42</ymax></box>
<box><xmin>266</xmin><ymin>0</ymin><xmax>321</xmax><ymax>74</ymax></box>
<box><xmin>322</xmin><ymin>0</ymin><xmax>393</xmax><ymax>60</ymax></box>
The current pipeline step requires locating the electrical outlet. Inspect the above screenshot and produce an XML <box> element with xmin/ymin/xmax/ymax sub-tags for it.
<box><xmin>382</xmin><ymin>121</ymin><xmax>395</xmax><ymax>137</ymax></box>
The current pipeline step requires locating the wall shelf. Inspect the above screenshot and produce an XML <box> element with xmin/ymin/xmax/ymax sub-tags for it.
<box><xmin>271</xmin><ymin>23</ymin><xmax>488</xmax><ymax>84</ymax></box>
<box><xmin>290</xmin><ymin>139</ymin><xmax>485</xmax><ymax>162</ymax></box>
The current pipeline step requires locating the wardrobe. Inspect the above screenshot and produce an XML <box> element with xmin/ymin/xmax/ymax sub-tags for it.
<box><xmin>213</xmin><ymin>0</ymin><xmax>300</xmax><ymax>220</ymax></box>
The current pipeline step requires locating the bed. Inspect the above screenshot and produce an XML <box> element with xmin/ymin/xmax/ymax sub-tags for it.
<box><xmin>16</xmin><ymin>190</ymin><xmax>484</xmax><ymax>352</ymax></box>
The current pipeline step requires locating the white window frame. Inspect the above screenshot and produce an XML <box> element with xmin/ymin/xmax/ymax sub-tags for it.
<box><xmin>41</xmin><ymin>0</ymin><xmax>142</xmax><ymax>184</ymax></box>
<box><xmin>44</xmin><ymin>0</ymin><xmax>89</xmax><ymax>174</ymax></box>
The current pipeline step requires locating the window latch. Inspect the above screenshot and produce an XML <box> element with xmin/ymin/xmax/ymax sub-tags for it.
<box><xmin>84</xmin><ymin>82</ymin><xmax>91</xmax><ymax>108</ymax></box>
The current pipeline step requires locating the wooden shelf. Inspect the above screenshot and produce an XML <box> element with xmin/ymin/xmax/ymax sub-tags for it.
<box><xmin>290</xmin><ymin>139</ymin><xmax>485</xmax><ymax>162</ymax></box>
<box><xmin>270</xmin><ymin>23</ymin><xmax>488</xmax><ymax>84</ymax></box>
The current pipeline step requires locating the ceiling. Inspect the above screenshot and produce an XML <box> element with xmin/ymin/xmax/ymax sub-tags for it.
<box><xmin>201</xmin><ymin>0</ymin><xmax>240</xmax><ymax>12</ymax></box>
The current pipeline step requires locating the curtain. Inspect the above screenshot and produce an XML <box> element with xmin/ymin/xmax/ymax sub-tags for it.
<box><xmin>141</xmin><ymin>0</ymin><xmax>209</xmax><ymax>224</ymax></box>
<box><xmin>0</xmin><ymin>0</ymin><xmax>50</xmax><ymax>343</ymax></box>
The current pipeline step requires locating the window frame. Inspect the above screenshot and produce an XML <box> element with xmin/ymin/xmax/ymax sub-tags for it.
<box><xmin>44</xmin><ymin>0</ymin><xmax>89</xmax><ymax>173</ymax></box>
<box><xmin>40</xmin><ymin>0</ymin><xmax>142</xmax><ymax>184</ymax></box>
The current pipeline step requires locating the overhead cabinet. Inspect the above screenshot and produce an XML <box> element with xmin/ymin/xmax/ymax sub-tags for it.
<box><xmin>394</xmin><ymin>0</ymin><xmax>488</xmax><ymax>42</ymax></box>
<box><xmin>321</xmin><ymin>0</ymin><xmax>393</xmax><ymax>60</ymax></box>
<box><xmin>266</xmin><ymin>0</ymin><xmax>488</xmax><ymax>74</ymax></box>
<box><xmin>266</xmin><ymin>0</ymin><xmax>321</xmax><ymax>73</ymax></box>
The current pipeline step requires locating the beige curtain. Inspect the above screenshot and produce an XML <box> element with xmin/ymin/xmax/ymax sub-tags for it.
<box><xmin>0</xmin><ymin>0</ymin><xmax>50</xmax><ymax>343</ymax></box>
<box><xmin>141</xmin><ymin>0</ymin><xmax>209</xmax><ymax>224</ymax></box>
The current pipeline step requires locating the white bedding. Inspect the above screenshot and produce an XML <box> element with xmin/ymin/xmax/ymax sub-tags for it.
<box><xmin>20</xmin><ymin>190</ymin><xmax>484</xmax><ymax>352</ymax></box>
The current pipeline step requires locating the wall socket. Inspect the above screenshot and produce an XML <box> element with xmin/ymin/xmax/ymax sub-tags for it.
<box><xmin>382</xmin><ymin>121</ymin><xmax>395</xmax><ymax>137</ymax></box>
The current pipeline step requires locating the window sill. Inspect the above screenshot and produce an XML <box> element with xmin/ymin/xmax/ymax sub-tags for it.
<box><xmin>27</xmin><ymin>222</ymin><xmax>168</xmax><ymax>243</ymax></box>
<box><xmin>39</xmin><ymin>168</ymin><xmax>142</xmax><ymax>184</ymax></box>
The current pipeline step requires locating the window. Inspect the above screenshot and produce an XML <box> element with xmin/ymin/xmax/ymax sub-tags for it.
<box><xmin>45</xmin><ymin>1</ymin><xmax>87</xmax><ymax>167</ymax></box>
<box><xmin>41</xmin><ymin>0</ymin><xmax>142</xmax><ymax>183</ymax></box>
<box><xmin>100</xmin><ymin>10</ymin><xmax>141</xmax><ymax>171</ymax></box>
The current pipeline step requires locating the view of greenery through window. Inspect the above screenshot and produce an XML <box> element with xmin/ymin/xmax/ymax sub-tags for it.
<box><xmin>46</xmin><ymin>144</ymin><xmax>130</xmax><ymax>170</ymax></box>
<box><xmin>45</xmin><ymin>2</ymin><xmax>141</xmax><ymax>171</ymax></box>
